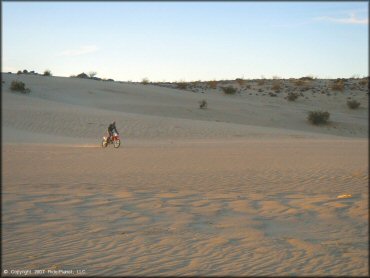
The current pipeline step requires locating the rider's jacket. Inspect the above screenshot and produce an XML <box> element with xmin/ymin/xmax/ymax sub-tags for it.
<box><xmin>108</xmin><ymin>123</ymin><xmax>118</xmax><ymax>134</ymax></box>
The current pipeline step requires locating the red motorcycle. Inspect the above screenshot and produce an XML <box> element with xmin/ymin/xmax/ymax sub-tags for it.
<box><xmin>102</xmin><ymin>131</ymin><xmax>120</xmax><ymax>148</ymax></box>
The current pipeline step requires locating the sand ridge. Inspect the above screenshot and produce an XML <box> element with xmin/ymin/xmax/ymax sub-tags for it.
<box><xmin>2</xmin><ymin>73</ymin><xmax>368</xmax><ymax>143</ymax></box>
<box><xmin>2</xmin><ymin>140</ymin><xmax>368</xmax><ymax>276</ymax></box>
<box><xmin>2</xmin><ymin>73</ymin><xmax>368</xmax><ymax>275</ymax></box>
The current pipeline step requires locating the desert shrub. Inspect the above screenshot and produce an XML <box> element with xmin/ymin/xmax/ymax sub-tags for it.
<box><xmin>89</xmin><ymin>71</ymin><xmax>97</xmax><ymax>78</ymax></box>
<box><xmin>176</xmin><ymin>81</ymin><xmax>187</xmax><ymax>90</ymax></box>
<box><xmin>300</xmin><ymin>76</ymin><xmax>314</xmax><ymax>81</ymax></box>
<box><xmin>10</xmin><ymin>80</ymin><xmax>25</xmax><ymax>91</ymax></box>
<box><xmin>17</xmin><ymin>70</ymin><xmax>22</xmax><ymax>75</ymax></box>
<box><xmin>257</xmin><ymin>79</ymin><xmax>265</xmax><ymax>85</ymax></box>
<box><xmin>287</xmin><ymin>92</ymin><xmax>299</xmax><ymax>101</ymax></box>
<box><xmin>43</xmin><ymin>69</ymin><xmax>52</xmax><ymax>76</ymax></box>
<box><xmin>76</xmin><ymin>72</ymin><xmax>89</xmax><ymax>79</ymax></box>
<box><xmin>142</xmin><ymin>78</ymin><xmax>149</xmax><ymax>85</ymax></box>
<box><xmin>347</xmin><ymin>100</ymin><xmax>361</xmax><ymax>109</ymax></box>
<box><xmin>208</xmin><ymin>80</ymin><xmax>218</xmax><ymax>89</ymax></box>
<box><xmin>293</xmin><ymin>79</ymin><xmax>305</xmax><ymax>86</ymax></box>
<box><xmin>269</xmin><ymin>92</ymin><xmax>277</xmax><ymax>97</ymax></box>
<box><xmin>235</xmin><ymin>78</ymin><xmax>245</xmax><ymax>86</ymax></box>
<box><xmin>199</xmin><ymin>99</ymin><xmax>207</xmax><ymax>109</ymax></box>
<box><xmin>272</xmin><ymin>81</ymin><xmax>281</xmax><ymax>92</ymax></box>
<box><xmin>331</xmin><ymin>80</ymin><xmax>344</xmax><ymax>91</ymax></box>
<box><xmin>10</xmin><ymin>80</ymin><xmax>30</xmax><ymax>93</ymax></box>
<box><xmin>359</xmin><ymin>78</ymin><xmax>368</xmax><ymax>86</ymax></box>
<box><xmin>307</xmin><ymin>111</ymin><xmax>330</xmax><ymax>125</ymax></box>
<box><xmin>191</xmin><ymin>81</ymin><xmax>199</xmax><ymax>87</ymax></box>
<box><xmin>221</xmin><ymin>86</ymin><xmax>237</xmax><ymax>95</ymax></box>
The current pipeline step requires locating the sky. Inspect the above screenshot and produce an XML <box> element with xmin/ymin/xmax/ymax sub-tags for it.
<box><xmin>2</xmin><ymin>1</ymin><xmax>369</xmax><ymax>82</ymax></box>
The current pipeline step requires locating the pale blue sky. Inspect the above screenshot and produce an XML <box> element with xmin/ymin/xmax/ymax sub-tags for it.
<box><xmin>2</xmin><ymin>1</ymin><xmax>368</xmax><ymax>81</ymax></box>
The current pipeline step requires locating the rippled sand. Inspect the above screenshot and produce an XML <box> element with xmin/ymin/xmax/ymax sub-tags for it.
<box><xmin>3</xmin><ymin>140</ymin><xmax>368</xmax><ymax>276</ymax></box>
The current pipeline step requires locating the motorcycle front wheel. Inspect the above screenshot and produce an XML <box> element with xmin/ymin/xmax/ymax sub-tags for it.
<box><xmin>113</xmin><ymin>139</ymin><xmax>120</xmax><ymax>148</ymax></box>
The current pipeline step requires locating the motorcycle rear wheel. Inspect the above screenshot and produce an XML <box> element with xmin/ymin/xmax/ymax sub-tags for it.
<box><xmin>102</xmin><ymin>139</ymin><xmax>108</xmax><ymax>148</ymax></box>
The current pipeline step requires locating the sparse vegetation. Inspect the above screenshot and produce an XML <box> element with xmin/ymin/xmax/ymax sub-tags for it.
<box><xmin>43</xmin><ymin>69</ymin><xmax>52</xmax><ymax>76</ymax></box>
<box><xmin>300</xmin><ymin>76</ymin><xmax>314</xmax><ymax>81</ymax></box>
<box><xmin>287</xmin><ymin>92</ymin><xmax>299</xmax><ymax>101</ymax></box>
<box><xmin>331</xmin><ymin>79</ymin><xmax>345</xmax><ymax>91</ymax></box>
<box><xmin>235</xmin><ymin>78</ymin><xmax>246</xmax><ymax>86</ymax></box>
<box><xmin>176</xmin><ymin>81</ymin><xmax>188</xmax><ymax>90</ymax></box>
<box><xmin>89</xmin><ymin>71</ymin><xmax>97</xmax><ymax>78</ymax></box>
<box><xmin>257</xmin><ymin>79</ymin><xmax>265</xmax><ymax>86</ymax></box>
<box><xmin>199</xmin><ymin>99</ymin><xmax>207</xmax><ymax>109</ymax></box>
<box><xmin>75</xmin><ymin>72</ymin><xmax>89</xmax><ymax>79</ymax></box>
<box><xmin>221</xmin><ymin>86</ymin><xmax>237</xmax><ymax>95</ymax></box>
<box><xmin>347</xmin><ymin>100</ymin><xmax>361</xmax><ymax>109</ymax></box>
<box><xmin>191</xmin><ymin>81</ymin><xmax>199</xmax><ymax>87</ymax></box>
<box><xmin>208</xmin><ymin>80</ymin><xmax>218</xmax><ymax>89</ymax></box>
<box><xmin>307</xmin><ymin>111</ymin><xmax>330</xmax><ymax>125</ymax></box>
<box><xmin>271</xmin><ymin>81</ymin><xmax>282</xmax><ymax>92</ymax></box>
<box><xmin>359</xmin><ymin>78</ymin><xmax>368</xmax><ymax>87</ymax></box>
<box><xmin>293</xmin><ymin>79</ymin><xmax>305</xmax><ymax>86</ymax></box>
<box><xmin>10</xmin><ymin>80</ymin><xmax>30</xmax><ymax>93</ymax></box>
<box><xmin>142</xmin><ymin>78</ymin><xmax>149</xmax><ymax>85</ymax></box>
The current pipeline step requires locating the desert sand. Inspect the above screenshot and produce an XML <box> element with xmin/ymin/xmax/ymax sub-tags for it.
<box><xmin>2</xmin><ymin>73</ymin><xmax>368</xmax><ymax>276</ymax></box>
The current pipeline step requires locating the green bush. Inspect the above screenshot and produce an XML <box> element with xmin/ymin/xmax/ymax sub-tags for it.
<box><xmin>347</xmin><ymin>100</ymin><xmax>360</xmax><ymax>109</ymax></box>
<box><xmin>307</xmin><ymin>111</ymin><xmax>330</xmax><ymax>125</ymax></box>
<box><xmin>10</xmin><ymin>80</ymin><xmax>30</xmax><ymax>93</ymax></box>
<box><xmin>221</xmin><ymin>86</ymin><xmax>237</xmax><ymax>95</ymax></box>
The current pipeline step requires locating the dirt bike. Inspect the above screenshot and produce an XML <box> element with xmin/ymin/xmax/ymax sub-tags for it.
<box><xmin>102</xmin><ymin>131</ymin><xmax>120</xmax><ymax>148</ymax></box>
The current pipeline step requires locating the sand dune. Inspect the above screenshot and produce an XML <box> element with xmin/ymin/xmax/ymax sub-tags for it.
<box><xmin>2</xmin><ymin>73</ymin><xmax>368</xmax><ymax>276</ymax></box>
<box><xmin>2</xmin><ymin>74</ymin><xmax>368</xmax><ymax>143</ymax></box>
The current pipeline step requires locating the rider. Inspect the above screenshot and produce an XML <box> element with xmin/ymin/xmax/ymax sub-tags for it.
<box><xmin>107</xmin><ymin>121</ymin><xmax>119</xmax><ymax>142</ymax></box>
